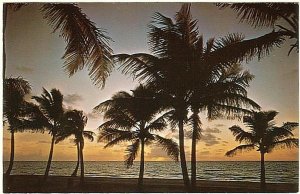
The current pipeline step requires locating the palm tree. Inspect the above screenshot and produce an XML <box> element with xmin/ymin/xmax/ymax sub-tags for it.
<box><xmin>3</xmin><ymin>3</ymin><xmax>113</xmax><ymax>87</ymax></box>
<box><xmin>114</xmin><ymin>4</ymin><xmax>269</xmax><ymax>189</ymax></box>
<box><xmin>226</xmin><ymin>111</ymin><xmax>299</xmax><ymax>191</ymax></box>
<box><xmin>3</xmin><ymin>77</ymin><xmax>31</xmax><ymax>175</ymax></box>
<box><xmin>217</xmin><ymin>3</ymin><xmax>298</xmax><ymax>55</ymax></box>
<box><xmin>31</xmin><ymin>88</ymin><xmax>64</xmax><ymax>180</ymax></box>
<box><xmin>95</xmin><ymin>85</ymin><xmax>179</xmax><ymax>190</ymax></box>
<box><xmin>56</xmin><ymin>110</ymin><xmax>95</xmax><ymax>182</ymax></box>
<box><xmin>188</xmin><ymin>63</ymin><xmax>260</xmax><ymax>189</ymax></box>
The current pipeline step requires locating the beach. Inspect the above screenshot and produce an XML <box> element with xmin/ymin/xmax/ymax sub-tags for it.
<box><xmin>3</xmin><ymin>175</ymin><xmax>298</xmax><ymax>193</ymax></box>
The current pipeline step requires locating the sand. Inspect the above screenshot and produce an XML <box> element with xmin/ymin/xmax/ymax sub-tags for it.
<box><xmin>3</xmin><ymin>175</ymin><xmax>298</xmax><ymax>193</ymax></box>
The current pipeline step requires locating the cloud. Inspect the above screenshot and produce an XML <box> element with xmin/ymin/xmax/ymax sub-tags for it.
<box><xmin>64</xmin><ymin>94</ymin><xmax>83</xmax><ymax>105</ymax></box>
<box><xmin>87</xmin><ymin>112</ymin><xmax>99</xmax><ymax>120</ymax></box>
<box><xmin>15</xmin><ymin>65</ymin><xmax>34</xmax><ymax>73</ymax></box>
<box><xmin>199</xmin><ymin>151</ymin><xmax>210</xmax><ymax>155</ymax></box>
<box><xmin>201</xmin><ymin>133</ymin><xmax>220</xmax><ymax>146</ymax></box>
<box><xmin>3</xmin><ymin>138</ymin><xmax>10</xmax><ymax>141</ymax></box>
<box><xmin>38</xmin><ymin>140</ymin><xmax>50</xmax><ymax>144</ymax></box>
<box><xmin>204</xmin><ymin>127</ymin><xmax>221</xmax><ymax>134</ymax></box>
<box><xmin>214</xmin><ymin>124</ymin><xmax>225</xmax><ymax>127</ymax></box>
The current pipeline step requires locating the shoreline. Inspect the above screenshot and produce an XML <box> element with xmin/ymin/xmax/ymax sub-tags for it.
<box><xmin>3</xmin><ymin>175</ymin><xmax>298</xmax><ymax>193</ymax></box>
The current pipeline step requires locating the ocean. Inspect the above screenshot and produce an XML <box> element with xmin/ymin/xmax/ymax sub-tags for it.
<box><xmin>3</xmin><ymin>161</ymin><xmax>298</xmax><ymax>183</ymax></box>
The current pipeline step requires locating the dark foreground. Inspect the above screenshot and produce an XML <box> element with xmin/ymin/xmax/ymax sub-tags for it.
<box><xmin>3</xmin><ymin>175</ymin><xmax>298</xmax><ymax>193</ymax></box>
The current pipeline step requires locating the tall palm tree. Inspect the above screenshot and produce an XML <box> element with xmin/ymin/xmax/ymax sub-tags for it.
<box><xmin>4</xmin><ymin>3</ymin><xmax>113</xmax><ymax>87</ymax></box>
<box><xmin>95</xmin><ymin>85</ymin><xmax>179</xmax><ymax>190</ymax></box>
<box><xmin>31</xmin><ymin>88</ymin><xmax>64</xmax><ymax>180</ymax></box>
<box><xmin>188</xmin><ymin>63</ymin><xmax>260</xmax><ymax>189</ymax></box>
<box><xmin>113</xmin><ymin>4</ymin><xmax>270</xmax><ymax>189</ymax></box>
<box><xmin>226</xmin><ymin>111</ymin><xmax>298</xmax><ymax>191</ymax></box>
<box><xmin>217</xmin><ymin>3</ymin><xmax>298</xmax><ymax>55</ymax></box>
<box><xmin>56</xmin><ymin>110</ymin><xmax>95</xmax><ymax>181</ymax></box>
<box><xmin>3</xmin><ymin>77</ymin><xmax>31</xmax><ymax>175</ymax></box>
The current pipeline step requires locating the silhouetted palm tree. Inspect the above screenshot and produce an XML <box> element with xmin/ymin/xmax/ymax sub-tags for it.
<box><xmin>56</xmin><ymin>110</ymin><xmax>95</xmax><ymax>181</ymax></box>
<box><xmin>3</xmin><ymin>3</ymin><xmax>113</xmax><ymax>87</ymax></box>
<box><xmin>217</xmin><ymin>3</ymin><xmax>298</xmax><ymax>55</ymax></box>
<box><xmin>114</xmin><ymin>4</ymin><xmax>268</xmax><ymax>189</ymax></box>
<box><xmin>95</xmin><ymin>85</ymin><xmax>179</xmax><ymax>190</ymax></box>
<box><xmin>226</xmin><ymin>111</ymin><xmax>298</xmax><ymax>191</ymax></box>
<box><xmin>188</xmin><ymin>63</ymin><xmax>260</xmax><ymax>189</ymax></box>
<box><xmin>31</xmin><ymin>88</ymin><xmax>64</xmax><ymax>180</ymax></box>
<box><xmin>3</xmin><ymin>77</ymin><xmax>31</xmax><ymax>175</ymax></box>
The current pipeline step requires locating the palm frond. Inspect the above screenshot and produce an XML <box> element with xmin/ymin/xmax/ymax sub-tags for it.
<box><xmin>267</xmin><ymin>138</ymin><xmax>298</xmax><ymax>153</ymax></box>
<box><xmin>41</xmin><ymin>3</ymin><xmax>113</xmax><ymax>87</ymax></box>
<box><xmin>225</xmin><ymin>144</ymin><xmax>256</xmax><ymax>157</ymax></box>
<box><xmin>83</xmin><ymin>130</ymin><xmax>95</xmax><ymax>142</ymax></box>
<box><xmin>229</xmin><ymin>125</ymin><xmax>255</xmax><ymax>143</ymax></box>
<box><xmin>216</xmin><ymin>3</ymin><xmax>297</xmax><ymax>28</ymax></box>
<box><xmin>98</xmin><ymin>128</ymin><xmax>134</xmax><ymax>146</ymax></box>
<box><xmin>125</xmin><ymin>139</ymin><xmax>140</xmax><ymax>168</ymax></box>
<box><xmin>210</xmin><ymin>31</ymin><xmax>285</xmax><ymax>64</ymax></box>
<box><xmin>155</xmin><ymin>135</ymin><xmax>179</xmax><ymax>161</ymax></box>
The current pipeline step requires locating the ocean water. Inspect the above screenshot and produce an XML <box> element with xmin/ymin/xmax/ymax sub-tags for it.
<box><xmin>3</xmin><ymin>161</ymin><xmax>298</xmax><ymax>183</ymax></box>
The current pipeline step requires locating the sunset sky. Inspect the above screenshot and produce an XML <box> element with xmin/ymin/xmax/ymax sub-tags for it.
<box><xmin>3</xmin><ymin>3</ymin><xmax>299</xmax><ymax>161</ymax></box>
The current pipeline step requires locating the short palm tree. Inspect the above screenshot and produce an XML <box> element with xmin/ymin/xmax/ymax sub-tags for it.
<box><xmin>226</xmin><ymin>111</ymin><xmax>298</xmax><ymax>191</ymax></box>
<box><xmin>56</xmin><ymin>110</ymin><xmax>95</xmax><ymax>182</ymax></box>
<box><xmin>4</xmin><ymin>3</ymin><xmax>113</xmax><ymax>87</ymax></box>
<box><xmin>31</xmin><ymin>88</ymin><xmax>64</xmax><ymax>180</ymax></box>
<box><xmin>95</xmin><ymin>85</ymin><xmax>179</xmax><ymax>189</ymax></box>
<box><xmin>3</xmin><ymin>77</ymin><xmax>31</xmax><ymax>175</ymax></box>
<box><xmin>217</xmin><ymin>3</ymin><xmax>298</xmax><ymax>55</ymax></box>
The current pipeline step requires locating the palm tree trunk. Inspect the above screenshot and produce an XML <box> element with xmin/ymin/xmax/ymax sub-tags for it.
<box><xmin>44</xmin><ymin>135</ymin><xmax>55</xmax><ymax>180</ymax></box>
<box><xmin>191</xmin><ymin>124</ymin><xmax>197</xmax><ymax>189</ymax></box>
<box><xmin>260</xmin><ymin>152</ymin><xmax>266</xmax><ymax>192</ymax></box>
<box><xmin>79</xmin><ymin>142</ymin><xmax>84</xmax><ymax>185</ymax></box>
<box><xmin>178</xmin><ymin>119</ymin><xmax>190</xmax><ymax>189</ymax></box>
<box><xmin>3</xmin><ymin>4</ymin><xmax>7</xmax><ymax>79</ymax></box>
<box><xmin>6</xmin><ymin>131</ymin><xmax>15</xmax><ymax>175</ymax></box>
<box><xmin>138</xmin><ymin>139</ymin><xmax>145</xmax><ymax>190</ymax></box>
<box><xmin>71</xmin><ymin>143</ymin><xmax>80</xmax><ymax>176</ymax></box>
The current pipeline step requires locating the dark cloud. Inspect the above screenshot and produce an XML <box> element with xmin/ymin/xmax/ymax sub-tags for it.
<box><xmin>15</xmin><ymin>65</ymin><xmax>34</xmax><ymax>73</ymax></box>
<box><xmin>3</xmin><ymin>138</ymin><xmax>10</xmax><ymax>141</ymax></box>
<box><xmin>204</xmin><ymin>127</ymin><xmax>221</xmax><ymax>134</ymax></box>
<box><xmin>222</xmin><ymin>141</ymin><xmax>229</xmax><ymax>144</ymax></box>
<box><xmin>64</xmin><ymin>94</ymin><xmax>83</xmax><ymax>105</ymax></box>
<box><xmin>201</xmin><ymin>133</ymin><xmax>220</xmax><ymax>146</ymax></box>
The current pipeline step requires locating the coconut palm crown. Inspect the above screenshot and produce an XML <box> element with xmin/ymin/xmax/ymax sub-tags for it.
<box><xmin>95</xmin><ymin>84</ymin><xmax>179</xmax><ymax>189</ymax></box>
<box><xmin>226</xmin><ymin>110</ymin><xmax>298</xmax><ymax>191</ymax></box>
<box><xmin>56</xmin><ymin>109</ymin><xmax>95</xmax><ymax>180</ymax></box>
<box><xmin>3</xmin><ymin>77</ymin><xmax>31</xmax><ymax>175</ymax></box>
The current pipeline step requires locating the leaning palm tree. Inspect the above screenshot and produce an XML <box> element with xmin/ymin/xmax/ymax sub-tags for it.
<box><xmin>95</xmin><ymin>85</ymin><xmax>179</xmax><ymax>190</ymax></box>
<box><xmin>217</xmin><ymin>3</ymin><xmax>298</xmax><ymax>55</ymax></box>
<box><xmin>31</xmin><ymin>88</ymin><xmax>64</xmax><ymax>180</ymax></box>
<box><xmin>226</xmin><ymin>111</ymin><xmax>298</xmax><ymax>191</ymax></box>
<box><xmin>4</xmin><ymin>3</ymin><xmax>113</xmax><ymax>87</ymax></box>
<box><xmin>3</xmin><ymin>77</ymin><xmax>31</xmax><ymax>175</ymax></box>
<box><xmin>56</xmin><ymin>110</ymin><xmax>95</xmax><ymax>181</ymax></box>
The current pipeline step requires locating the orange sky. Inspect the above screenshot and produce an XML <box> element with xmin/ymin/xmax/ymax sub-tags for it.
<box><xmin>3</xmin><ymin>3</ymin><xmax>299</xmax><ymax>162</ymax></box>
